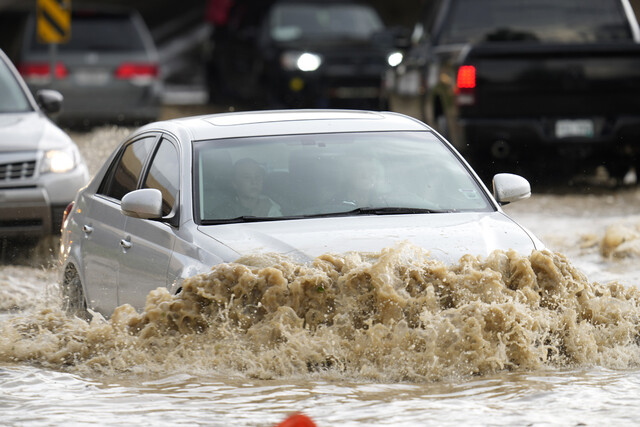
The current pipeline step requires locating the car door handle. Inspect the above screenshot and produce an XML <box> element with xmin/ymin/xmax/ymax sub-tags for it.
<box><xmin>82</xmin><ymin>224</ymin><xmax>93</xmax><ymax>234</ymax></box>
<box><xmin>120</xmin><ymin>238</ymin><xmax>132</xmax><ymax>249</ymax></box>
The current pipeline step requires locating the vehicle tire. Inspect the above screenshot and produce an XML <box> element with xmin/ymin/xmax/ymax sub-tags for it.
<box><xmin>607</xmin><ymin>163</ymin><xmax>632</xmax><ymax>186</ymax></box>
<box><xmin>61</xmin><ymin>266</ymin><xmax>89</xmax><ymax>320</ymax></box>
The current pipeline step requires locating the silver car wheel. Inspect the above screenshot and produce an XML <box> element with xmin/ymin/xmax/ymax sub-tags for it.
<box><xmin>61</xmin><ymin>266</ymin><xmax>89</xmax><ymax>320</ymax></box>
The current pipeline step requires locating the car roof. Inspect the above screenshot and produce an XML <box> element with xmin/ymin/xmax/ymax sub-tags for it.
<box><xmin>148</xmin><ymin>110</ymin><xmax>431</xmax><ymax>141</ymax></box>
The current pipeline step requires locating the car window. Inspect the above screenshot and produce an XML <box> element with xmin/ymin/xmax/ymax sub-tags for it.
<box><xmin>28</xmin><ymin>12</ymin><xmax>146</xmax><ymax>52</ymax></box>
<box><xmin>269</xmin><ymin>3</ymin><xmax>383</xmax><ymax>42</ymax></box>
<box><xmin>194</xmin><ymin>131</ymin><xmax>492</xmax><ymax>222</ymax></box>
<box><xmin>0</xmin><ymin>56</ymin><xmax>31</xmax><ymax>113</ymax></box>
<box><xmin>99</xmin><ymin>136</ymin><xmax>157</xmax><ymax>201</ymax></box>
<box><xmin>143</xmin><ymin>138</ymin><xmax>179</xmax><ymax>216</ymax></box>
<box><xmin>439</xmin><ymin>0</ymin><xmax>633</xmax><ymax>44</ymax></box>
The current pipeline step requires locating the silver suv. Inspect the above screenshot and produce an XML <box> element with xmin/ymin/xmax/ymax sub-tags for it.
<box><xmin>0</xmin><ymin>48</ymin><xmax>89</xmax><ymax>239</ymax></box>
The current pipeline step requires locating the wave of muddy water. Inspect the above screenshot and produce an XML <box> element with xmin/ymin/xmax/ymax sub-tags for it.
<box><xmin>4</xmin><ymin>126</ymin><xmax>640</xmax><ymax>425</ymax></box>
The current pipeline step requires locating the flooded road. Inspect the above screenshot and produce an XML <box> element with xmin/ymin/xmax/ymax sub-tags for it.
<box><xmin>3</xmin><ymin>124</ymin><xmax>640</xmax><ymax>426</ymax></box>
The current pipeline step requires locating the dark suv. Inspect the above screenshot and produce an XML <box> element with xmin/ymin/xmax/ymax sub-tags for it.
<box><xmin>207</xmin><ymin>0</ymin><xmax>402</xmax><ymax>109</ymax></box>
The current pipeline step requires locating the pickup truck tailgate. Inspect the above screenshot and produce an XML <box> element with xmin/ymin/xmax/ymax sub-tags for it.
<box><xmin>464</xmin><ymin>43</ymin><xmax>640</xmax><ymax>118</ymax></box>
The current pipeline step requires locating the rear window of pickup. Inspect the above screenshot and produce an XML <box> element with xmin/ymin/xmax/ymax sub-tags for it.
<box><xmin>440</xmin><ymin>0</ymin><xmax>634</xmax><ymax>44</ymax></box>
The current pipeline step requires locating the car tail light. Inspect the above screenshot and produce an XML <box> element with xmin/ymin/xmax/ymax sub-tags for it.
<box><xmin>18</xmin><ymin>62</ymin><xmax>68</xmax><ymax>81</ymax></box>
<box><xmin>455</xmin><ymin>65</ymin><xmax>476</xmax><ymax>106</ymax></box>
<box><xmin>115</xmin><ymin>63</ymin><xmax>158</xmax><ymax>84</ymax></box>
<box><xmin>62</xmin><ymin>201</ymin><xmax>74</xmax><ymax>231</ymax></box>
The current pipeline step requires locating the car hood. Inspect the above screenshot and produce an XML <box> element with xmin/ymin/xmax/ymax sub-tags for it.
<box><xmin>197</xmin><ymin>212</ymin><xmax>542</xmax><ymax>264</ymax></box>
<box><xmin>0</xmin><ymin>112</ymin><xmax>71</xmax><ymax>152</ymax></box>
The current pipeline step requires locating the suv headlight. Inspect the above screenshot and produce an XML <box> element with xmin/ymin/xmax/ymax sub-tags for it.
<box><xmin>387</xmin><ymin>51</ymin><xmax>404</xmax><ymax>67</ymax></box>
<box><xmin>41</xmin><ymin>147</ymin><xmax>78</xmax><ymax>174</ymax></box>
<box><xmin>281</xmin><ymin>51</ymin><xmax>322</xmax><ymax>72</ymax></box>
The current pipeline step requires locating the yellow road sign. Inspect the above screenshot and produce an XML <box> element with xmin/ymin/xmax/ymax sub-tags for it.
<box><xmin>37</xmin><ymin>0</ymin><xmax>71</xmax><ymax>44</ymax></box>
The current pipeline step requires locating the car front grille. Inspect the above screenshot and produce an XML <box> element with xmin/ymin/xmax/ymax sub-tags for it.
<box><xmin>0</xmin><ymin>160</ymin><xmax>37</xmax><ymax>181</ymax></box>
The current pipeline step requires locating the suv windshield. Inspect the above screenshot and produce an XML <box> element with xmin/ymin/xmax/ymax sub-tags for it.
<box><xmin>440</xmin><ymin>0</ymin><xmax>633</xmax><ymax>44</ymax></box>
<box><xmin>194</xmin><ymin>131</ymin><xmax>492</xmax><ymax>223</ymax></box>
<box><xmin>0</xmin><ymin>57</ymin><xmax>30</xmax><ymax>113</ymax></box>
<box><xmin>269</xmin><ymin>3</ymin><xmax>383</xmax><ymax>42</ymax></box>
<box><xmin>29</xmin><ymin>12</ymin><xmax>146</xmax><ymax>52</ymax></box>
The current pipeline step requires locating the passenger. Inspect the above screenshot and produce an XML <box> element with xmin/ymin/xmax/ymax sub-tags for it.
<box><xmin>212</xmin><ymin>158</ymin><xmax>282</xmax><ymax>217</ymax></box>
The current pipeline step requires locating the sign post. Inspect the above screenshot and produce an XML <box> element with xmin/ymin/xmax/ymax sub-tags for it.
<box><xmin>36</xmin><ymin>0</ymin><xmax>71</xmax><ymax>82</ymax></box>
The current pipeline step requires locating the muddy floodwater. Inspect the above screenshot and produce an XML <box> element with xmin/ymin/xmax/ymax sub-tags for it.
<box><xmin>3</xmin><ymin>126</ymin><xmax>640</xmax><ymax>426</ymax></box>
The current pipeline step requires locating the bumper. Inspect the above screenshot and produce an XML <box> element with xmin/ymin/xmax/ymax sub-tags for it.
<box><xmin>0</xmin><ymin>187</ymin><xmax>52</xmax><ymax>237</ymax></box>
<box><xmin>273</xmin><ymin>72</ymin><xmax>385</xmax><ymax>109</ymax></box>
<box><xmin>458</xmin><ymin>116</ymin><xmax>640</xmax><ymax>166</ymax></box>
<box><xmin>0</xmin><ymin>164</ymin><xmax>89</xmax><ymax>238</ymax></box>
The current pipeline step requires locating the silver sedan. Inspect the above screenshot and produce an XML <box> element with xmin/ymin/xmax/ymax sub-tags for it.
<box><xmin>59</xmin><ymin>110</ymin><xmax>543</xmax><ymax>318</ymax></box>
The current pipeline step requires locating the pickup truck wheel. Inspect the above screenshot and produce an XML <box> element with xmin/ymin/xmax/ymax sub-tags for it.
<box><xmin>605</xmin><ymin>162</ymin><xmax>632</xmax><ymax>186</ymax></box>
<box><xmin>61</xmin><ymin>266</ymin><xmax>89</xmax><ymax>320</ymax></box>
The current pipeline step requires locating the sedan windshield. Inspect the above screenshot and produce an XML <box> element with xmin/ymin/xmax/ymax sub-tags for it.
<box><xmin>194</xmin><ymin>131</ymin><xmax>492</xmax><ymax>223</ymax></box>
<box><xmin>0</xmin><ymin>58</ymin><xmax>31</xmax><ymax>113</ymax></box>
<box><xmin>269</xmin><ymin>3</ymin><xmax>384</xmax><ymax>42</ymax></box>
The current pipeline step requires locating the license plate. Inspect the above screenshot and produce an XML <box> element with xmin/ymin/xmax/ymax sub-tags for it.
<box><xmin>74</xmin><ymin>69</ymin><xmax>110</xmax><ymax>86</ymax></box>
<box><xmin>555</xmin><ymin>119</ymin><xmax>594</xmax><ymax>138</ymax></box>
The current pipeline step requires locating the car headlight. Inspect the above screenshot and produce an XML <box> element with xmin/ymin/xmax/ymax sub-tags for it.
<box><xmin>281</xmin><ymin>51</ymin><xmax>322</xmax><ymax>72</ymax></box>
<box><xmin>41</xmin><ymin>147</ymin><xmax>78</xmax><ymax>174</ymax></box>
<box><xmin>387</xmin><ymin>51</ymin><xmax>404</xmax><ymax>67</ymax></box>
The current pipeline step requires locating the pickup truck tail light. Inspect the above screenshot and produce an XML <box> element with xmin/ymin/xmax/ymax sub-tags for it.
<box><xmin>115</xmin><ymin>63</ymin><xmax>159</xmax><ymax>85</ymax></box>
<box><xmin>455</xmin><ymin>65</ymin><xmax>476</xmax><ymax>106</ymax></box>
<box><xmin>18</xmin><ymin>62</ymin><xmax>68</xmax><ymax>82</ymax></box>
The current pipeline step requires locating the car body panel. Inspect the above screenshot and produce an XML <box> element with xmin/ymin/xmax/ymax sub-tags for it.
<box><xmin>118</xmin><ymin>216</ymin><xmax>175</xmax><ymax>310</ymax></box>
<box><xmin>164</xmin><ymin>109</ymin><xmax>429</xmax><ymax>141</ymax></box>
<box><xmin>79</xmin><ymin>195</ymin><xmax>124</xmax><ymax>315</ymax></box>
<box><xmin>196</xmin><ymin>212</ymin><xmax>540</xmax><ymax>263</ymax></box>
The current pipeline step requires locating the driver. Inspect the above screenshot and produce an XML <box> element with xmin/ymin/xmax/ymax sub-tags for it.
<box><xmin>212</xmin><ymin>158</ymin><xmax>282</xmax><ymax>218</ymax></box>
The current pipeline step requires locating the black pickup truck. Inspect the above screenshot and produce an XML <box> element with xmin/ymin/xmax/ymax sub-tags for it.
<box><xmin>385</xmin><ymin>0</ymin><xmax>640</xmax><ymax>182</ymax></box>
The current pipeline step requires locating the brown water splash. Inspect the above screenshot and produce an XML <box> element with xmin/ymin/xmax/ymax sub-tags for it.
<box><xmin>2</xmin><ymin>245</ymin><xmax>640</xmax><ymax>381</ymax></box>
<box><xmin>601</xmin><ymin>224</ymin><xmax>640</xmax><ymax>258</ymax></box>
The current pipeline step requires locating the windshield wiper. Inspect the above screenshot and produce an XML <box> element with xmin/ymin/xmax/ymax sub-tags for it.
<box><xmin>201</xmin><ymin>208</ymin><xmax>452</xmax><ymax>224</ymax></box>
<box><xmin>304</xmin><ymin>207</ymin><xmax>452</xmax><ymax>218</ymax></box>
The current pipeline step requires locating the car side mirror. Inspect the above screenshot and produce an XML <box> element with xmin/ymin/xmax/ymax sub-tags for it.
<box><xmin>492</xmin><ymin>173</ymin><xmax>531</xmax><ymax>205</ymax></box>
<box><xmin>36</xmin><ymin>89</ymin><xmax>63</xmax><ymax>114</ymax></box>
<box><xmin>121</xmin><ymin>188</ymin><xmax>163</xmax><ymax>219</ymax></box>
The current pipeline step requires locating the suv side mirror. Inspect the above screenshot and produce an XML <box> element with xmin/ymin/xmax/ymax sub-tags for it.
<box><xmin>36</xmin><ymin>89</ymin><xmax>63</xmax><ymax>114</ymax></box>
<box><xmin>121</xmin><ymin>188</ymin><xmax>163</xmax><ymax>219</ymax></box>
<box><xmin>493</xmin><ymin>173</ymin><xmax>531</xmax><ymax>205</ymax></box>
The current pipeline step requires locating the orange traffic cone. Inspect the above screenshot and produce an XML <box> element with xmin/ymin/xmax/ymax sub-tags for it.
<box><xmin>275</xmin><ymin>413</ymin><xmax>317</xmax><ymax>427</ymax></box>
